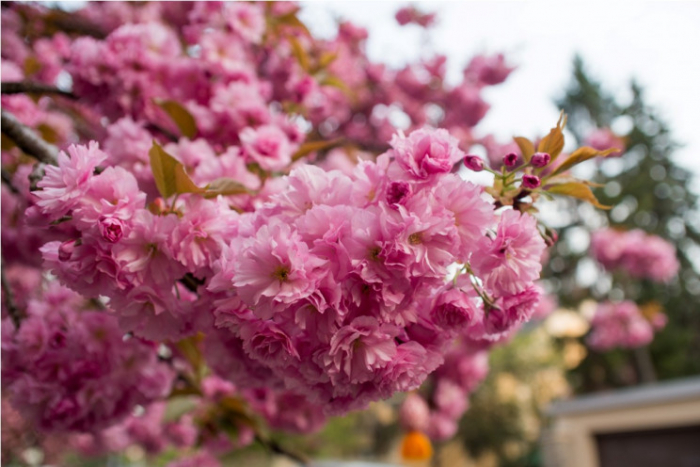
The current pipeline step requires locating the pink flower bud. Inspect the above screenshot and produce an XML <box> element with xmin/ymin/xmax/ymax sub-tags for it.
<box><xmin>464</xmin><ymin>155</ymin><xmax>484</xmax><ymax>172</ymax></box>
<box><xmin>58</xmin><ymin>240</ymin><xmax>77</xmax><ymax>262</ymax></box>
<box><xmin>386</xmin><ymin>181</ymin><xmax>412</xmax><ymax>206</ymax></box>
<box><xmin>522</xmin><ymin>174</ymin><xmax>541</xmax><ymax>189</ymax></box>
<box><xmin>544</xmin><ymin>227</ymin><xmax>559</xmax><ymax>247</ymax></box>
<box><xmin>99</xmin><ymin>217</ymin><xmax>124</xmax><ymax>243</ymax></box>
<box><xmin>530</xmin><ymin>152</ymin><xmax>551</xmax><ymax>167</ymax></box>
<box><xmin>503</xmin><ymin>152</ymin><xmax>518</xmax><ymax>167</ymax></box>
<box><xmin>149</xmin><ymin>197</ymin><xmax>167</xmax><ymax>215</ymax></box>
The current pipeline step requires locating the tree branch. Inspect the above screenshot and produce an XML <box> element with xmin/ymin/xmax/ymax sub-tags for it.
<box><xmin>144</xmin><ymin>123</ymin><xmax>179</xmax><ymax>143</ymax></box>
<box><xmin>1</xmin><ymin>109</ymin><xmax>58</xmax><ymax>165</ymax></box>
<box><xmin>43</xmin><ymin>8</ymin><xmax>107</xmax><ymax>39</ymax></box>
<box><xmin>1</xmin><ymin>81</ymin><xmax>76</xmax><ymax>99</ymax></box>
<box><xmin>179</xmin><ymin>273</ymin><xmax>204</xmax><ymax>293</ymax></box>
<box><xmin>1</xmin><ymin>168</ymin><xmax>19</xmax><ymax>194</ymax></box>
<box><xmin>1</xmin><ymin>267</ymin><xmax>23</xmax><ymax>329</ymax></box>
<box><xmin>9</xmin><ymin>3</ymin><xmax>106</xmax><ymax>39</ymax></box>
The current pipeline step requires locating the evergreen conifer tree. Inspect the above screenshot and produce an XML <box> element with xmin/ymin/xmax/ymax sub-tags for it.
<box><xmin>550</xmin><ymin>56</ymin><xmax>700</xmax><ymax>390</ymax></box>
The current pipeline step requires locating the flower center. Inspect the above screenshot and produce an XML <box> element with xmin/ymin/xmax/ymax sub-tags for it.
<box><xmin>272</xmin><ymin>265</ymin><xmax>290</xmax><ymax>282</ymax></box>
<box><xmin>408</xmin><ymin>232</ymin><xmax>423</xmax><ymax>245</ymax></box>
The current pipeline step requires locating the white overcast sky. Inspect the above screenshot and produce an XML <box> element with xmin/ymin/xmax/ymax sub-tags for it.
<box><xmin>300</xmin><ymin>1</ymin><xmax>700</xmax><ymax>186</ymax></box>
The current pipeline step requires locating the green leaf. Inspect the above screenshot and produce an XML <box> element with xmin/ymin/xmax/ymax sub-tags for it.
<box><xmin>292</xmin><ymin>138</ymin><xmax>343</xmax><ymax>162</ymax></box>
<box><xmin>149</xmin><ymin>141</ymin><xmax>179</xmax><ymax>198</ymax></box>
<box><xmin>149</xmin><ymin>141</ymin><xmax>202</xmax><ymax>198</ymax></box>
<box><xmin>174</xmin><ymin>163</ymin><xmax>204</xmax><ymax>194</ymax></box>
<box><xmin>320</xmin><ymin>75</ymin><xmax>351</xmax><ymax>94</ymax></box>
<box><xmin>550</xmin><ymin>146</ymin><xmax>621</xmax><ymax>176</ymax></box>
<box><xmin>164</xmin><ymin>396</ymin><xmax>199</xmax><ymax>422</ymax></box>
<box><xmin>275</xmin><ymin>12</ymin><xmax>312</xmax><ymax>36</ymax></box>
<box><xmin>546</xmin><ymin>181</ymin><xmax>611</xmax><ymax>209</ymax></box>
<box><xmin>317</xmin><ymin>51</ymin><xmax>338</xmax><ymax>70</ymax></box>
<box><xmin>538</xmin><ymin>125</ymin><xmax>565</xmax><ymax>161</ymax></box>
<box><xmin>204</xmin><ymin>178</ymin><xmax>251</xmax><ymax>198</ymax></box>
<box><xmin>545</xmin><ymin>174</ymin><xmax>604</xmax><ymax>188</ymax></box>
<box><xmin>289</xmin><ymin>36</ymin><xmax>310</xmax><ymax>72</ymax></box>
<box><xmin>156</xmin><ymin>99</ymin><xmax>197</xmax><ymax>139</ymax></box>
<box><xmin>513</xmin><ymin>136</ymin><xmax>535</xmax><ymax>162</ymax></box>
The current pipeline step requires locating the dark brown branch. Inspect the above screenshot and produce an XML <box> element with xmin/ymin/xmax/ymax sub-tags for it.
<box><xmin>1</xmin><ymin>109</ymin><xmax>58</xmax><ymax>165</ymax></box>
<box><xmin>29</xmin><ymin>163</ymin><xmax>46</xmax><ymax>192</ymax></box>
<box><xmin>256</xmin><ymin>435</ymin><xmax>309</xmax><ymax>466</ymax></box>
<box><xmin>1</xmin><ymin>267</ymin><xmax>23</xmax><ymax>329</ymax></box>
<box><xmin>179</xmin><ymin>273</ymin><xmax>204</xmax><ymax>293</ymax></box>
<box><xmin>10</xmin><ymin>3</ymin><xmax>106</xmax><ymax>39</ymax></box>
<box><xmin>43</xmin><ymin>8</ymin><xmax>107</xmax><ymax>39</ymax></box>
<box><xmin>1</xmin><ymin>81</ymin><xmax>76</xmax><ymax>99</ymax></box>
<box><xmin>1</xmin><ymin>168</ymin><xmax>19</xmax><ymax>194</ymax></box>
<box><xmin>144</xmin><ymin>123</ymin><xmax>179</xmax><ymax>143</ymax></box>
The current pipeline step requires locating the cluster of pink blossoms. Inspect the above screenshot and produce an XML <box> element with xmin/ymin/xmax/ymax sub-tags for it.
<box><xmin>587</xmin><ymin>301</ymin><xmax>666</xmax><ymax>351</ymax></box>
<box><xmin>397</xmin><ymin>278</ymin><xmax>554</xmax><ymax>442</ymax></box>
<box><xmin>1</xmin><ymin>1</ymin><xmax>560</xmax><ymax>462</ymax></box>
<box><xmin>1</xmin><ymin>280</ymin><xmax>174</xmax><ymax>432</ymax></box>
<box><xmin>399</xmin><ymin>340</ymin><xmax>489</xmax><ymax>441</ymax></box>
<box><xmin>395</xmin><ymin>6</ymin><xmax>437</xmax><ymax>28</ymax></box>
<box><xmin>590</xmin><ymin>228</ymin><xmax>679</xmax><ymax>282</ymax></box>
<box><xmin>27</xmin><ymin>127</ymin><xmax>546</xmax><ymax>418</ymax></box>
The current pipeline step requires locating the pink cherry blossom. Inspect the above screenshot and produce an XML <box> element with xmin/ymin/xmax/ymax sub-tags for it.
<box><xmin>390</xmin><ymin>128</ymin><xmax>464</xmax><ymax>180</ymax></box>
<box><xmin>587</xmin><ymin>301</ymin><xmax>655</xmax><ymax>351</ymax></box>
<box><xmin>399</xmin><ymin>393</ymin><xmax>431</xmax><ymax>432</ymax></box>
<box><xmin>326</xmin><ymin>316</ymin><xmax>398</xmax><ymax>384</ymax></box>
<box><xmin>240</xmin><ymin>124</ymin><xmax>294</xmax><ymax>171</ymax></box>
<box><xmin>591</xmin><ymin>228</ymin><xmax>679</xmax><ymax>282</ymax></box>
<box><xmin>431</xmin><ymin>287</ymin><xmax>481</xmax><ymax>330</ymax></box>
<box><xmin>34</xmin><ymin>142</ymin><xmax>107</xmax><ymax>219</ymax></box>
<box><xmin>471</xmin><ymin>209</ymin><xmax>546</xmax><ymax>295</ymax></box>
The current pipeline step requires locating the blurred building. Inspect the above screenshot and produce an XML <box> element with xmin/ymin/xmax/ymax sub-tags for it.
<box><xmin>542</xmin><ymin>376</ymin><xmax>700</xmax><ymax>467</ymax></box>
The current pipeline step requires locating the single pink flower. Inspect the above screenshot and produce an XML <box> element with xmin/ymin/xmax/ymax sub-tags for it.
<box><xmin>471</xmin><ymin>210</ymin><xmax>546</xmax><ymax>296</ymax></box>
<box><xmin>240</xmin><ymin>124</ymin><xmax>293</xmax><ymax>171</ymax></box>
<box><xmin>326</xmin><ymin>316</ymin><xmax>398</xmax><ymax>384</ymax></box>
<box><xmin>390</xmin><ymin>128</ymin><xmax>464</xmax><ymax>180</ymax></box>
<box><xmin>232</xmin><ymin>221</ymin><xmax>326</xmax><ymax>312</ymax></box>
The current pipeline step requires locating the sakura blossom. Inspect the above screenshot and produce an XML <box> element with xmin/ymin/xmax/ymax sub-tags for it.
<box><xmin>0</xmin><ymin>1</ymin><xmax>622</xmax><ymax>464</ymax></box>
<box><xmin>591</xmin><ymin>228</ymin><xmax>679</xmax><ymax>282</ymax></box>
<box><xmin>587</xmin><ymin>301</ymin><xmax>658</xmax><ymax>351</ymax></box>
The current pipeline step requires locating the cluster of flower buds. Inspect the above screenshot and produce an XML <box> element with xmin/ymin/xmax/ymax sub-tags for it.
<box><xmin>464</xmin><ymin>150</ymin><xmax>551</xmax><ymax>191</ymax></box>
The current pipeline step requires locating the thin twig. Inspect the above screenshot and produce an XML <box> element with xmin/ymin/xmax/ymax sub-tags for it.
<box><xmin>1</xmin><ymin>267</ymin><xmax>23</xmax><ymax>329</ymax></box>
<box><xmin>256</xmin><ymin>435</ymin><xmax>309</xmax><ymax>466</ymax></box>
<box><xmin>1</xmin><ymin>168</ymin><xmax>19</xmax><ymax>194</ymax></box>
<box><xmin>1</xmin><ymin>81</ymin><xmax>76</xmax><ymax>99</ymax></box>
<box><xmin>1</xmin><ymin>109</ymin><xmax>58</xmax><ymax>165</ymax></box>
<box><xmin>144</xmin><ymin>123</ymin><xmax>179</xmax><ymax>143</ymax></box>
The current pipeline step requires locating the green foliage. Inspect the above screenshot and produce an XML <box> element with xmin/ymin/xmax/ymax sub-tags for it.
<box><xmin>458</xmin><ymin>328</ymin><xmax>569</xmax><ymax>467</ymax></box>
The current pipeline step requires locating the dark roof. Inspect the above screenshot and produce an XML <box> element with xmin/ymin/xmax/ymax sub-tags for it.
<box><xmin>548</xmin><ymin>376</ymin><xmax>700</xmax><ymax>417</ymax></box>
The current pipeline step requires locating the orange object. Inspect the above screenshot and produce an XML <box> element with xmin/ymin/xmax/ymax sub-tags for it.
<box><xmin>400</xmin><ymin>430</ymin><xmax>433</xmax><ymax>461</ymax></box>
